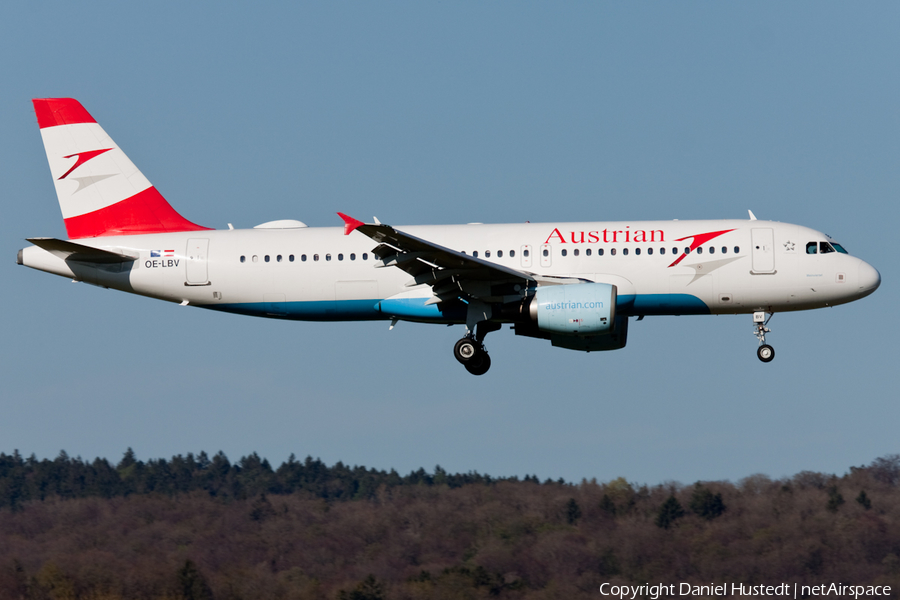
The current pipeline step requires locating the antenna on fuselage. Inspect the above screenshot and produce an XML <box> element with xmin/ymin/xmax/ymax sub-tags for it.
<box><xmin>748</xmin><ymin>210</ymin><xmax>758</xmax><ymax>221</ymax></box>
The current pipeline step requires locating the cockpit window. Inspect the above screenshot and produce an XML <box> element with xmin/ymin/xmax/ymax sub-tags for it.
<box><xmin>806</xmin><ymin>242</ymin><xmax>817</xmax><ymax>254</ymax></box>
<box><xmin>819</xmin><ymin>242</ymin><xmax>835</xmax><ymax>254</ymax></box>
<box><xmin>831</xmin><ymin>242</ymin><xmax>848</xmax><ymax>254</ymax></box>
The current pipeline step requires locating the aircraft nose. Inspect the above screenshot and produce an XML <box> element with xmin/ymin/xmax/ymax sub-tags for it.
<box><xmin>857</xmin><ymin>260</ymin><xmax>881</xmax><ymax>297</ymax></box>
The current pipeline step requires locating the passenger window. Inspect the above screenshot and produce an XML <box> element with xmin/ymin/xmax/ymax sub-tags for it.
<box><xmin>326</xmin><ymin>254</ymin><xmax>332</xmax><ymax>261</ymax></box>
<box><xmin>265</xmin><ymin>255</ymin><xmax>270</xmax><ymax>262</ymax></box>
<box><xmin>647</xmin><ymin>248</ymin><xmax>653</xmax><ymax>255</ymax></box>
<box><xmin>820</xmin><ymin>242</ymin><xmax>835</xmax><ymax>254</ymax></box>
<box><xmin>240</xmin><ymin>255</ymin><xmax>245</xmax><ymax>263</ymax></box>
<box><xmin>806</xmin><ymin>242</ymin><xmax>817</xmax><ymax>254</ymax></box>
<box><xmin>362</xmin><ymin>253</ymin><xmax>368</xmax><ymax>260</ymax></box>
<box><xmin>497</xmin><ymin>250</ymin><xmax>503</xmax><ymax>258</ymax></box>
<box><xmin>561</xmin><ymin>249</ymin><xmax>567</xmax><ymax>257</ymax></box>
<box><xmin>573</xmin><ymin>249</ymin><xmax>579</xmax><ymax>257</ymax></box>
<box><xmin>585</xmin><ymin>248</ymin><xmax>591</xmax><ymax>256</ymax></box>
<box><xmin>721</xmin><ymin>246</ymin><xmax>727</xmax><ymax>254</ymax></box>
<box><xmin>611</xmin><ymin>248</ymin><xmax>616</xmax><ymax>256</ymax></box>
<box><xmin>708</xmin><ymin>247</ymin><xmax>714</xmax><ymax>255</ymax></box>
<box><xmin>473</xmin><ymin>251</ymin><xmax>478</xmax><ymax>258</ymax></box>
<box><xmin>338</xmin><ymin>253</ymin><xmax>343</xmax><ymax>261</ymax></box>
<box><xmin>542</xmin><ymin>249</ymin><xmax>549</xmax><ymax>257</ymax></box>
<box><xmin>684</xmin><ymin>247</ymin><xmax>691</xmax><ymax>254</ymax></box>
<box><xmin>314</xmin><ymin>254</ymin><xmax>319</xmax><ymax>261</ymax></box>
<box><xmin>600</xmin><ymin>248</ymin><xmax>605</xmax><ymax>256</ymax></box>
<box><xmin>523</xmin><ymin>249</ymin><xmax>529</xmax><ymax>257</ymax></box>
<box><xmin>696</xmin><ymin>247</ymin><xmax>702</xmax><ymax>255</ymax></box>
<box><xmin>734</xmin><ymin>246</ymin><xmax>740</xmax><ymax>254</ymax></box>
<box><xmin>623</xmin><ymin>248</ymin><xmax>629</xmax><ymax>256</ymax></box>
<box><xmin>277</xmin><ymin>255</ymin><xmax>283</xmax><ymax>262</ymax></box>
<box><xmin>510</xmin><ymin>250</ymin><xmax>515</xmax><ymax>258</ymax></box>
<box><xmin>660</xmin><ymin>248</ymin><xmax>665</xmax><ymax>255</ymax></box>
<box><xmin>350</xmin><ymin>253</ymin><xmax>356</xmax><ymax>260</ymax></box>
<box><xmin>301</xmin><ymin>254</ymin><xmax>307</xmax><ymax>262</ymax></box>
<box><xmin>485</xmin><ymin>250</ymin><xmax>491</xmax><ymax>258</ymax></box>
<box><xmin>252</xmin><ymin>255</ymin><xmax>258</xmax><ymax>262</ymax></box>
<box><xmin>635</xmin><ymin>248</ymin><xmax>641</xmax><ymax>256</ymax></box>
<box><xmin>289</xmin><ymin>255</ymin><xmax>294</xmax><ymax>262</ymax></box>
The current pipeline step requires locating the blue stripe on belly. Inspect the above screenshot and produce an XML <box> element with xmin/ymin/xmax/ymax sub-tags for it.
<box><xmin>206</xmin><ymin>293</ymin><xmax>709</xmax><ymax>321</ymax></box>
<box><xmin>617</xmin><ymin>294</ymin><xmax>710</xmax><ymax>315</ymax></box>
<box><xmin>208</xmin><ymin>300</ymin><xmax>385</xmax><ymax>321</ymax></box>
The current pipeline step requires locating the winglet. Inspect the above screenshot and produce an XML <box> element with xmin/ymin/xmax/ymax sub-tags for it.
<box><xmin>748</xmin><ymin>210</ymin><xmax>757</xmax><ymax>221</ymax></box>
<box><xmin>337</xmin><ymin>212</ymin><xmax>365</xmax><ymax>235</ymax></box>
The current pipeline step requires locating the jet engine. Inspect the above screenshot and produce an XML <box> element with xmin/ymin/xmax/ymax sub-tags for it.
<box><xmin>514</xmin><ymin>283</ymin><xmax>628</xmax><ymax>351</ymax></box>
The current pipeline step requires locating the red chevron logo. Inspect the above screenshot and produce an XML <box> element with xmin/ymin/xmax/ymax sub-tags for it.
<box><xmin>58</xmin><ymin>148</ymin><xmax>113</xmax><ymax>180</ymax></box>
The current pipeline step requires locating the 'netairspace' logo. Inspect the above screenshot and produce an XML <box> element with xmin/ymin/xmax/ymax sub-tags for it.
<box><xmin>598</xmin><ymin>582</ymin><xmax>892</xmax><ymax>599</ymax></box>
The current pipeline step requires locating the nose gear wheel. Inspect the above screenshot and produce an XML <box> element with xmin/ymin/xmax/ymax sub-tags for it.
<box><xmin>757</xmin><ymin>344</ymin><xmax>775</xmax><ymax>362</ymax></box>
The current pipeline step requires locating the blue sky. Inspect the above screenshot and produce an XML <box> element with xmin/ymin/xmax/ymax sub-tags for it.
<box><xmin>2</xmin><ymin>2</ymin><xmax>897</xmax><ymax>485</ymax></box>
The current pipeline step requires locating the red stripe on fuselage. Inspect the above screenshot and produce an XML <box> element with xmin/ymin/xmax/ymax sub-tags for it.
<box><xmin>64</xmin><ymin>187</ymin><xmax>211</xmax><ymax>239</ymax></box>
<box><xmin>33</xmin><ymin>98</ymin><xmax>97</xmax><ymax>129</ymax></box>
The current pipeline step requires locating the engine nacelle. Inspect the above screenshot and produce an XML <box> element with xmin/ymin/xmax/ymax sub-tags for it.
<box><xmin>530</xmin><ymin>283</ymin><xmax>617</xmax><ymax>335</ymax></box>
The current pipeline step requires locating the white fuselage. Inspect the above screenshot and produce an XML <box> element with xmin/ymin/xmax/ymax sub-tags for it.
<box><xmin>20</xmin><ymin>218</ymin><xmax>881</xmax><ymax>322</ymax></box>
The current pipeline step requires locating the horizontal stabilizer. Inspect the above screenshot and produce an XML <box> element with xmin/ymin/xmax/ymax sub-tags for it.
<box><xmin>26</xmin><ymin>238</ymin><xmax>136</xmax><ymax>264</ymax></box>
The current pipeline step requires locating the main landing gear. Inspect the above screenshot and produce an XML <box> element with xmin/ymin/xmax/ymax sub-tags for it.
<box><xmin>454</xmin><ymin>322</ymin><xmax>500</xmax><ymax>375</ymax></box>
<box><xmin>753</xmin><ymin>311</ymin><xmax>775</xmax><ymax>363</ymax></box>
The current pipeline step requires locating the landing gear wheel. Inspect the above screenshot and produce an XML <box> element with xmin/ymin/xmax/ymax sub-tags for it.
<box><xmin>752</xmin><ymin>312</ymin><xmax>775</xmax><ymax>363</ymax></box>
<box><xmin>464</xmin><ymin>351</ymin><xmax>491</xmax><ymax>375</ymax></box>
<box><xmin>454</xmin><ymin>337</ymin><xmax>479</xmax><ymax>364</ymax></box>
<box><xmin>757</xmin><ymin>344</ymin><xmax>775</xmax><ymax>363</ymax></box>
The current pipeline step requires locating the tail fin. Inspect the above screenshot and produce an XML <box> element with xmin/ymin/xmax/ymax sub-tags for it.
<box><xmin>32</xmin><ymin>98</ymin><xmax>210</xmax><ymax>239</ymax></box>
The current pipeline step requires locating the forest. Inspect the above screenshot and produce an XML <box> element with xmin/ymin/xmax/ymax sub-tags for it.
<box><xmin>0</xmin><ymin>450</ymin><xmax>898</xmax><ymax>599</ymax></box>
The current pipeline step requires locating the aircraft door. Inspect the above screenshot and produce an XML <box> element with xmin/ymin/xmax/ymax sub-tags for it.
<box><xmin>185</xmin><ymin>238</ymin><xmax>210</xmax><ymax>285</ymax></box>
<box><xmin>520</xmin><ymin>245</ymin><xmax>532</xmax><ymax>268</ymax></box>
<box><xmin>540</xmin><ymin>244</ymin><xmax>552</xmax><ymax>268</ymax></box>
<box><xmin>750</xmin><ymin>228</ymin><xmax>775</xmax><ymax>274</ymax></box>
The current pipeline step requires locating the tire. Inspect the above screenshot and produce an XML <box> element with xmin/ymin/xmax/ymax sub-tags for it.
<box><xmin>465</xmin><ymin>351</ymin><xmax>491</xmax><ymax>375</ymax></box>
<box><xmin>757</xmin><ymin>344</ymin><xmax>775</xmax><ymax>363</ymax></box>
<box><xmin>454</xmin><ymin>338</ymin><xmax>478</xmax><ymax>364</ymax></box>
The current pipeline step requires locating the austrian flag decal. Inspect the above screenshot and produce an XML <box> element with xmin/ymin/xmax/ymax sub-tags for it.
<box><xmin>150</xmin><ymin>250</ymin><xmax>175</xmax><ymax>258</ymax></box>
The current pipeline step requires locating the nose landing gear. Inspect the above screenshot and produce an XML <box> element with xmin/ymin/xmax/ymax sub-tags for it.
<box><xmin>453</xmin><ymin>322</ymin><xmax>500</xmax><ymax>375</ymax></box>
<box><xmin>753</xmin><ymin>311</ymin><xmax>775</xmax><ymax>363</ymax></box>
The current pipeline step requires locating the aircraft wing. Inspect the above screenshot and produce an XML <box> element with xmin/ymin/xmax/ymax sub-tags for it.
<box><xmin>338</xmin><ymin>213</ymin><xmax>534</xmax><ymax>303</ymax></box>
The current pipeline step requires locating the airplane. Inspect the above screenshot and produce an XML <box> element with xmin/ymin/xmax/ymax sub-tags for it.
<box><xmin>18</xmin><ymin>98</ymin><xmax>881</xmax><ymax>375</ymax></box>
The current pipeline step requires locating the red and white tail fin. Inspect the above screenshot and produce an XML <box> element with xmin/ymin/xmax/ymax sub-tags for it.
<box><xmin>32</xmin><ymin>98</ymin><xmax>210</xmax><ymax>239</ymax></box>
